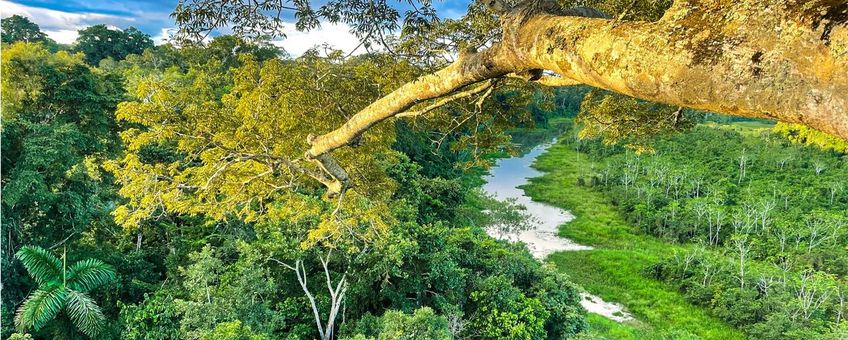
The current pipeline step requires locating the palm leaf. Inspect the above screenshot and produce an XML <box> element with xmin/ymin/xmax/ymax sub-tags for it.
<box><xmin>15</xmin><ymin>284</ymin><xmax>68</xmax><ymax>333</ymax></box>
<box><xmin>67</xmin><ymin>258</ymin><xmax>116</xmax><ymax>293</ymax></box>
<box><xmin>15</xmin><ymin>246</ymin><xmax>63</xmax><ymax>286</ymax></box>
<box><xmin>65</xmin><ymin>290</ymin><xmax>106</xmax><ymax>338</ymax></box>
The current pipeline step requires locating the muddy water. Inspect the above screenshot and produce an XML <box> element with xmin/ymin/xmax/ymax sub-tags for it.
<box><xmin>482</xmin><ymin>141</ymin><xmax>634</xmax><ymax>323</ymax></box>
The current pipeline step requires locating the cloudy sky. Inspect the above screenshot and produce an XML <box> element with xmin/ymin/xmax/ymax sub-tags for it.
<box><xmin>1</xmin><ymin>0</ymin><xmax>471</xmax><ymax>56</ymax></box>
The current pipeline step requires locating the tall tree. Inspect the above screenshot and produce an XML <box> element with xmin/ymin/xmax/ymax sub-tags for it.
<box><xmin>1</xmin><ymin>15</ymin><xmax>49</xmax><ymax>44</ymax></box>
<box><xmin>1</xmin><ymin>42</ymin><xmax>122</xmax><ymax>251</ymax></box>
<box><xmin>75</xmin><ymin>25</ymin><xmax>154</xmax><ymax>65</ymax></box>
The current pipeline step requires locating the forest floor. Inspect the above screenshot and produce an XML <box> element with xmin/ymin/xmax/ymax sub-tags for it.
<box><xmin>522</xmin><ymin>142</ymin><xmax>746</xmax><ymax>339</ymax></box>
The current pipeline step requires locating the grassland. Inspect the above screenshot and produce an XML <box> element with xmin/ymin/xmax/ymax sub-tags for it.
<box><xmin>522</xmin><ymin>142</ymin><xmax>745</xmax><ymax>339</ymax></box>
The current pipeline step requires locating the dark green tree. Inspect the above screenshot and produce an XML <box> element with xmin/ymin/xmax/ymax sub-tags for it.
<box><xmin>1</xmin><ymin>42</ymin><xmax>122</xmax><ymax>250</ymax></box>
<box><xmin>1</xmin><ymin>43</ymin><xmax>124</xmax><ymax>338</ymax></box>
<box><xmin>1</xmin><ymin>15</ymin><xmax>48</xmax><ymax>44</ymax></box>
<box><xmin>75</xmin><ymin>25</ymin><xmax>153</xmax><ymax>65</ymax></box>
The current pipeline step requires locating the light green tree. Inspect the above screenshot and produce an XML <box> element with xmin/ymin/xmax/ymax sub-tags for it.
<box><xmin>14</xmin><ymin>245</ymin><xmax>116</xmax><ymax>338</ymax></box>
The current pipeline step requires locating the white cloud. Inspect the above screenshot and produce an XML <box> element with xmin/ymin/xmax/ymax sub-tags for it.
<box><xmin>151</xmin><ymin>27</ymin><xmax>176</xmax><ymax>45</ymax></box>
<box><xmin>271</xmin><ymin>22</ymin><xmax>368</xmax><ymax>57</ymax></box>
<box><xmin>0</xmin><ymin>0</ymin><xmax>131</xmax><ymax>44</ymax></box>
<box><xmin>42</xmin><ymin>29</ymin><xmax>80</xmax><ymax>44</ymax></box>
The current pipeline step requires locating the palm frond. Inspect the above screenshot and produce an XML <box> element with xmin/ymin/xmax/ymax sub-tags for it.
<box><xmin>15</xmin><ymin>246</ymin><xmax>63</xmax><ymax>286</ymax></box>
<box><xmin>15</xmin><ymin>284</ymin><xmax>68</xmax><ymax>333</ymax></box>
<box><xmin>65</xmin><ymin>290</ymin><xmax>106</xmax><ymax>338</ymax></box>
<box><xmin>67</xmin><ymin>259</ymin><xmax>116</xmax><ymax>293</ymax></box>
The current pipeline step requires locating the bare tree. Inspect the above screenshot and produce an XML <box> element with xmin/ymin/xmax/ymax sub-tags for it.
<box><xmin>757</xmin><ymin>199</ymin><xmax>776</xmax><ymax>232</ymax></box>
<box><xmin>701</xmin><ymin>259</ymin><xmax>723</xmax><ymax>288</ymax></box>
<box><xmin>737</xmin><ymin>148</ymin><xmax>748</xmax><ymax>185</ymax></box>
<box><xmin>805</xmin><ymin>215</ymin><xmax>835</xmax><ymax>255</ymax></box>
<box><xmin>673</xmin><ymin>247</ymin><xmax>702</xmax><ymax>281</ymax></box>
<box><xmin>756</xmin><ymin>275</ymin><xmax>773</xmax><ymax>298</ymax></box>
<box><xmin>648</xmin><ymin>163</ymin><xmax>668</xmax><ymax>190</ymax></box>
<box><xmin>692</xmin><ymin>201</ymin><xmax>708</xmax><ymax>234</ymax></box>
<box><xmin>689</xmin><ymin>176</ymin><xmax>704</xmax><ymax>198</ymax></box>
<box><xmin>813</xmin><ymin>160</ymin><xmax>827</xmax><ymax>176</ymax></box>
<box><xmin>276</xmin><ymin>252</ymin><xmax>348</xmax><ymax>340</ymax></box>
<box><xmin>707</xmin><ymin>204</ymin><xmax>725</xmax><ymax>246</ymax></box>
<box><xmin>829</xmin><ymin>182</ymin><xmax>844</xmax><ymax>206</ymax></box>
<box><xmin>772</xmin><ymin>225</ymin><xmax>792</xmax><ymax>255</ymax></box>
<box><xmin>620</xmin><ymin>169</ymin><xmax>636</xmax><ymax>196</ymax></box>
<box><xmin>837</xmin><ymin>282</ymin><xmax>847</xmax><ymax>324</ymax></box>
<box><xmin>774</xmin><ymin>257</ymin><xmax>794</xmax><ymax>288</ymax></box>
<box><xmin>794</xmin><ymin>271</ymin><xmax>833</xmax><ymax>321</ymax></box>
<box><xmin>730</xmin><ymin>226</ymin><xmax>752</xmax><ymax>289</ymax></box>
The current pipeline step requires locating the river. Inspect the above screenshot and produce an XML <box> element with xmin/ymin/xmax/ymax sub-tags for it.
<box><xmin>482</xmin><ymin>140</ymin><xmax>634</xmax><ymax>323</ymax></box>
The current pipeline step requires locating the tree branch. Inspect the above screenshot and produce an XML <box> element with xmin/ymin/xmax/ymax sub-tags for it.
<box><xmin>396</xmin><ymin>79</ymin><xmax>496</xmax><ymax>118</ymax></box>
<box><xmin>299</xmin><ymin>0</ymin><xmax>847</xmax><ymax>195</ymax></box>
<box><xmin>506</xmin><ymin>1</ymin><xmax>847</xmax><ymax>138</ymax></box>
<box><xmin>305</xmin><ymin>46</ymin><xmax>515</xmax><ymax>159</ymax></box>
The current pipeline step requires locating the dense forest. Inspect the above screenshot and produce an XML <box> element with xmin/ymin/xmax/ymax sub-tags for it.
<box><xmin>1</xmin><ymin>14</ymin><xmax>589</xmax><ymax>339</ymax></box>
<box><xmin>2</xmin><ymin>0</ymin><xmax>848</xmax><ymax>338</ymax></box>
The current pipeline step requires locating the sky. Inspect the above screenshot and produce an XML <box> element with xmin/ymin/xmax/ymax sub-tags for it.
<box><xmin>1</xmin><ymin>0</ymin><xmax>471</xmax><ymax>56</ymax></box>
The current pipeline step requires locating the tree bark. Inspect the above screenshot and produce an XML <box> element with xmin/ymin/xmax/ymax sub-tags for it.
<box><xmin>306</xmin><ymin>0</ymin><xmax>848</xmax><ymax>194</ymax></box>
<box><xmin>509</xmin><ymin>0</ymin><xmax>848</xmax><ymax>139</ymax></box>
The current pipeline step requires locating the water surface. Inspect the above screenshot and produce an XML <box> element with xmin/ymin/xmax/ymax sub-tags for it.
<box><xmin>482</xmin><ymin>140</ymin><xmax>634</xmax><ymax>322</ymax></box>
<box><xmin>482</xmin><ymin>142</ymin><xmax>592</xmax><ymax>258</ymax></box>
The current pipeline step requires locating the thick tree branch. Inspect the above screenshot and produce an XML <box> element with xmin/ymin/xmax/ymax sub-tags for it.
<box><xmin>506</xmin><ymin>1</ymin><xmax>848</xmax><ymax>139</ymax></box>
<box><xmin>304</xmin><ymin>46</ymin><xmax>515</xmax><ymax>159</ymax></box>
<box><xmin>302</xmin><ymin>0</ymin><xmax>847</xmax><ymax>195</ymax></box>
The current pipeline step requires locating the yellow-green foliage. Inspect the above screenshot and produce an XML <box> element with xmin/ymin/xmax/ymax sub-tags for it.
<box><xmin>108</xmin><ymin>52</ymin><xmax>419</xmax><ymax>248</ymax></box>
<box><xmin>773</xmin><ymin>122</ymin><xmax>848</xmax><ymax>154</ymax></box>
<box><xmin>1</xmin><ymin>43</ymin><xmax>84</xmax><ymax>114</ymax></box>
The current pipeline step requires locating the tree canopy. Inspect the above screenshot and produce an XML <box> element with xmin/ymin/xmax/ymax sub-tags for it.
<box><xmin>2</xmin><ymin>27</ymin><xmax>585</xmax><ymax>339</ymax></box>
<box><xmin>75</xmin><ymin>25</ymin><xmax>154</xmax><ymax>65</ymax></box>
<box><xmin>1</xmin><ymin>15</ymin><xmax>50</xmax><ymax>44</ymax></box>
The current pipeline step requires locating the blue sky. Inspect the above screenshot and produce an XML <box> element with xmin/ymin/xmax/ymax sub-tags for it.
<box><xmin>2</xmin><ymin>0</ymin><xmax>472</xmax><ymax>55</ymax></box>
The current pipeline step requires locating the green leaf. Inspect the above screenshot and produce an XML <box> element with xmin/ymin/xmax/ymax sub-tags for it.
<box><xmin>15</xmin><ymin>246</ymin><xmax>62</xmax><ymax>286</ymax></box>
<box><xmin>15</xmin><ymin>284</ymin><xmax>68</xmax><ymax>333</ymax></box>
<box><xmin>67</xmin><ymin>258</ymin><xmax>116</xmax><ymax>293</ymax></box>
<box><xmin>65</xmin><ymin>290</ymin><xmax>106</xmax><ymax>338</ymax></box>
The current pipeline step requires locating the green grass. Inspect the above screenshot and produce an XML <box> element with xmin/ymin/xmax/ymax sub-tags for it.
<box><xmin>522</xmin><ymin>142</ymin><xmax>745</xmax><ymax>339</ymax></box>
<box><xmin>580</xmin><ymin>314</ymin><xmax>648</xmax><ymax>339</ymax></box>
